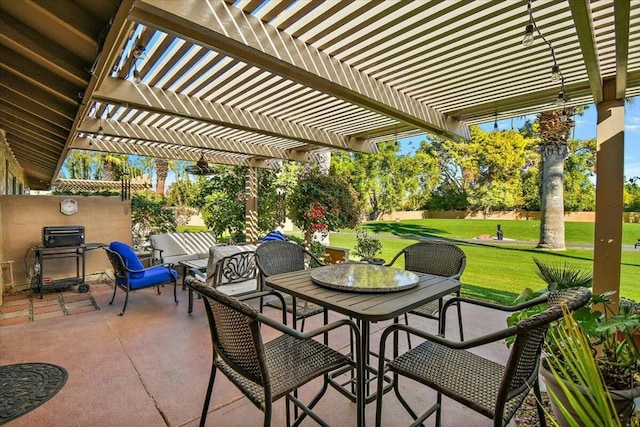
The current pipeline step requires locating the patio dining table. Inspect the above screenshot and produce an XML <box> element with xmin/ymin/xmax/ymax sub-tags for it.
<box><xmin>265</xmin><ymin>264</ymin><xmax>461</xmax><ymax>427</ymax></box>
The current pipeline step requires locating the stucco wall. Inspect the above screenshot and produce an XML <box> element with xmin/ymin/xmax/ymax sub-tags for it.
<box><xmin>0</xmin><ymin>129</ymin><xmax>28</xmax><ymax>196</ymax></box>
<box><xmin>1</xmin><ymin>195</ymin><xmax>132</xmax><ymax>290</ymax></box>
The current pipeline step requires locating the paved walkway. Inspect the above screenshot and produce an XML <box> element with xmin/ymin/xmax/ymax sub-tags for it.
<box><xmin>336</xmin><ymin>232</ymin><xmax>640</xmax><ymax>251</ymax></box>
<box><xmin>0</xmin><ymin>285</ymin><xmax>103</xmax><ymax>327</ymax></box>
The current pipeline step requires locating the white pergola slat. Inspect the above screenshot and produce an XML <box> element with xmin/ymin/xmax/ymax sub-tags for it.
<box><xmin>1</xmin><ymin>0</ymin><xmax>638</xmax><ymax>185</ymax></box>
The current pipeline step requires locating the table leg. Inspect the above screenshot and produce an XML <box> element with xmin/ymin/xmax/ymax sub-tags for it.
<box><xmin>354</xmin><ymin>324</ymin><xmax>365</xmax><ymax>427</ymax></box>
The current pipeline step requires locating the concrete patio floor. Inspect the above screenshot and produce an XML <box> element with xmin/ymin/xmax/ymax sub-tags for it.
<box><xmin>1</xmin><ymin>281</ymin><xmax>527</xmax><ymax>426</ymax></box>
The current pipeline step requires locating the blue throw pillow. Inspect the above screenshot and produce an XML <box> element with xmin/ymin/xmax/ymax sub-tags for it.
<box><xmin>109</xmin><ymin>241</ymin><xmax>145</xmax><ymax>279</ymax></box>
<box><xmin>262</xmin><ymin>231</ymin><xmax>286</xmax><ymax>242</ymax></box>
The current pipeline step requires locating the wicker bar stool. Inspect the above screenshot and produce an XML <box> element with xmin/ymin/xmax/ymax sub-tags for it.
<box><xmin>187</xmin><ymin>280</ymin><xmax>361</xmax><ymax>427</ymax></box>
<box><xmin>375</xmin><ymin>287</ymin><xmax>592</xmax><ymax>427</ymax></box>
<box><xmin>255</xmin><ymin>240</ymin><xmax>326</xmax><ymax>331</ymax></box>
<box><xmin>386</xmin><ymin>240</ymin><xmax>466</xmax><ymax>342</ymax></box>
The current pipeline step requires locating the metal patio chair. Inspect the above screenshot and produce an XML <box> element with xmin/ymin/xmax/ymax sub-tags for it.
<box><xmin>103</xmin><ymin>241</ymin><xmax>178</xmax><ymax>316</ymax></box>
<box><xmin>186</xmin><ymin>250</ymin><xmax>258</xmax><ymax>314</ymax></box>
<box><xmin>375</xmin><ymin>287</ymin><xmax>592</xmax><ymax>427</ymax></box>
<box><xmin>386</xmin><ymin>240</ymin><xmax>466</xmax><ymax>341</ymax></box>
<box><xmin>187</xmin><ymin>280</ymin><xmax>361</xmax><ymax>427</ymax></box>
<box><xmin>255</xmin><ymin>240</ymin><xmax>326</xmax><ymax>331</ymax></box>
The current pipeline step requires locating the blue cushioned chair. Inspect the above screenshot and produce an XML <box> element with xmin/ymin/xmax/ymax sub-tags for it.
<box><xmin>104</xmin><ymin>241</ymin><xmax>179</xmax><ymax>316</ymax></box>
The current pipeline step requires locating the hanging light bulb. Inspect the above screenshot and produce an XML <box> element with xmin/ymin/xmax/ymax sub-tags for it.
<box><xmin>97</xmin><ymin>126</ymin><xmax>104</xmax><ymax>138</ymax></box>
<box><xmin>132</xmin><ymin>45</ymin><xmax>146</xmax><ymax>60</ymax></box>
<box><xmin>522</xmin><ymin>23</ymin><xmax>534</xmax><ymax>46</ymax></box>
<box><xmin>133</xmin><ymin>67</ymin><xmax>142</xmax><ymax>84</ymax></box>
<box><xmin>551</xmin><ymin>64</ymin><xmax>561</xmax><ymax>82</ymax></box>
<box><xmin>556</xmin><ymin>90</ymin><xmax>565</xmax><ymax>106</ymax></box>
<box><xmin>493</xmin><ymin>113</ymin><xmax>499</xmax><ymax>132</ymax></box>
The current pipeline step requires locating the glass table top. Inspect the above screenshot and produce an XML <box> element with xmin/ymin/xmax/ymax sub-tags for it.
<box><xmin>310</xmin><ymin>263</ymin><xmax>419</xmax><ymax>293</ymax></box>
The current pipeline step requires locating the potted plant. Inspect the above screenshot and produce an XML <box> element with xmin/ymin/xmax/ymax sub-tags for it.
<box><xmin>540</xmin><ymin>293</ymin><xmax>640</xmax><ymax>426</ymax></box>
<box><xmin>352</xmin><ymin>228</ymin><xmax>384</xmax><ymax>265</ymax></box>
<box><xmin>508</xmin><ymin>258</ymin><xmax>640</xmax><ymax>425</ymax></box>
<box><xmin>543</xmin><ymin>307</ymin><xmax>625</xmax><ymax>427</ymax></box>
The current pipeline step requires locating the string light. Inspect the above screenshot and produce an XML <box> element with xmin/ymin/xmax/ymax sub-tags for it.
<box><xmin>522</xmin><ymin>0</ymin><xmax>567</xmax><ymax>105</ymax></box>
<box><xmin>550</xmin><ymin>64</ymin><xmax>561</xmax><ymax>82</ymax></box>
<box><xmin>522</xmin><ymin>23</ymin><xmax>534</xmax><ymax>46</ymax></box>
<box><xmin>132</xmin><ymin>64</ymin><xmax>142</xmax><ymax>84</ymax></box>
<box><xmin>522</xmin><ymin>2</ymin><xmax>534</xmax><ymax>46</ymax></box>
<box><xmin>493</xmin><ymin>113</ymin><xmax>499</xmax><ymax>132</ymax></box>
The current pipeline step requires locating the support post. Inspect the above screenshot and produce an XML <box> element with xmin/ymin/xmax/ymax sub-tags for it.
<box><xmin>593</xmin><ymin>79</ymin><xmax>625</xmax><ymax>302</ymax></box>
<box><xmin>245</xmin><ymin>167</ymin><xmax>259</xmax><ymax>244</ymax></box>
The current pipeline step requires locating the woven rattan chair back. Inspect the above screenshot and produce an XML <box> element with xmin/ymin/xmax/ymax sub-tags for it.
<box><xmin>496</xmin><ymin>287</ymin><xmax>592</xmax><ymax>421</ymax></box>
<box><xmin>202</xmin><ymin>287</ymin><xmax>267</xmax><ymax>387</ymax></box>
<box><xmin>401</xmin><ymin>241</ymin><xmax>466</xmax><ymax>279</ymax></box>
<box><xmin>255</xmin><ymin>241</ymin><xmax>306</xmax><ymax>277</ymax></box>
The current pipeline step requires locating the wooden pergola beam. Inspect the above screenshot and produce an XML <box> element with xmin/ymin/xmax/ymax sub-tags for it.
<box><xmin>93</xmin><ymin>77</ymin><xmax>373</xmax><ymax>154</ymax></box>
<box><xmin>129</xmin><ymin>0</ymin><xmax>469</xmax><ymax>141</ymax></box>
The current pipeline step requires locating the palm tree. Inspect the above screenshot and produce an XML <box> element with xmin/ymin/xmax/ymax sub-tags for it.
<box><xmin>537</xmin><ymin>109</ymin><xmax>574</xmax><ymax>250</ymax></box>
<box><xmin>63</xmin><ymin>150</ymin><xmax>92</xmax><ymax>179</ymax></box>
<box><xmin>95</xmin><ymin>153</ymin><xmax>130</xmax><ymax>181</ymax></box>
<box><xmin>155</xmin><ymin>157</ymin><xmax>169</xmax><ymax>196</ymax></box>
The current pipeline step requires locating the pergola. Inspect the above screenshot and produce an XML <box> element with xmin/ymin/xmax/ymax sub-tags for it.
<box><xmin>1</xmin><ymin>0</ymin><xmax>639</xmax><ymax>298</ymax></box>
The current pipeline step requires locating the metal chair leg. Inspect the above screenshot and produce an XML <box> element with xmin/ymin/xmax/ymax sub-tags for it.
<box><xmin>199</xmin><ymin>364</ymin><xmax>217</xmax><ymax>427</ymax></box>
<box><xmin>263</xmin><ymin>401</ymin><xmax>271</xmax><ymax>427</ymax></box>
<box><xmin>109</xmin><ymin>283</ymin><xmax>117</xmax><ymax>305</ymax></box>
<box><xmin>455</xmin><ymin>291</ymin><xmax>464</xmax><ymax>341</ymax></box>
<box><xmin>173</xmin><ymin>279</ymin><xmax>178</xmax><ymax>304</ymax></box>
<box><xmin>119</xmin><ymin>288</ymin><xmax>130</xmax><ymax>316</ymax></box>
<box><xmin>403</xmin><ymin>313</ymin><xmax>412</xmax><ymax>349</ymax></box>
<box><xmin>533</xmin><ymin>380</ymin><xmax>547</xmax><ymax>427</ymax></box>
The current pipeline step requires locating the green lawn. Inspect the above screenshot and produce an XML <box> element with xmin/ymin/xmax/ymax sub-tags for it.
<box><xmin>331</xmin><ymin>219</ymin><xmax>640</xmax><ymax>303</ymax></box>
<box><xmin>348</xmin><ymin>218</ymin><xmax>640</xmax><ymax>247</ymax></box>
<box><xmin>180</xmin><ymin>218</ymin><xmax>640</xmax><ymax>303</ymax></box>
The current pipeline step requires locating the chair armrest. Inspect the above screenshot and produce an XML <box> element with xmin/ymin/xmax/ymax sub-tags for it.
<box><xmin>257</xmin><ymin>312</ymin><xmax>360</xmax><ymax>345</ymax></box>
<box><xmin>304</xmin><ymin>249</ymin><xmax>326</xmax><ymax>267</ymax></box>
<box><xmin>442</xmin><ymin>294</ymin><xmax>547</xmax><ymax>315</ymax></box>
<box><xmin>151</xmin><ymin>247</ymin><xmax>164</xmax><ymax>263</ymax></box>
<box><xmin>189</xmin><ymin>268</ymin><xmax>206</xmax><ymax>282</ymax></box>
<box><xmin>439</xmin><ymin>293</ymin><xmax>548</xmax><ymax>338</ymax></box>
<box><xmin>384</xmin><ymin>250</ymin><xmax>404</xmax><ymax>267</ymax></box>
<box><xmin>380</xmin><ymin>322</ymin><xmax>517</xmax><ymax>352</ymax></box>
<box><xmin>238</xmin><ymin>290</ymin><xmax>288</xmax><ymax>324</ymax></box>
<box><xmin>125</xmin><ymin>263</ymin><xmax>175</xmax><ymax>274</ymax></box>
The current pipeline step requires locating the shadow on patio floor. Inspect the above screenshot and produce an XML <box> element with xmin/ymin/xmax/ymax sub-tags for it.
<box><xmin>1</xmin><ymin>280</ymin><xmax>549</xmax><ymax>426</ymax></box>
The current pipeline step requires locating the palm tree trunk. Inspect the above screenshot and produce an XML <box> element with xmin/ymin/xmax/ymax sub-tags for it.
<box><xmin>538</xmin><ymin>143</ymin><xmax>568</xmax><ymax>250</ymax></box>
<box><xmin>155</xmin><ymin>158</ymin><xmax>168</xmax><ymax>196</ymax></box>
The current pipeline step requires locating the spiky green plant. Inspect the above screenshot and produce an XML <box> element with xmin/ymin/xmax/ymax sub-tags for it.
<box><xmin>545</xmin><ymin>307</ymin><xmax>623</xmax><ymax>427</ymax></box>
<box><xmin>533</xmin><ymin>258</ymin><xmax>593</xmax><ymax>290</ymax></box>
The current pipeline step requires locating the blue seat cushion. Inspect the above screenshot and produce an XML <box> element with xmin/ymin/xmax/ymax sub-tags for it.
<box><xmin>110</xmin><ymin>241</ymin><xmax>145</xmax><ymax>279</ymax></box>
<box><xmin>116</xmin><ymin>265</ymin><xmax>178</xmax><ymax>290</ymax></box>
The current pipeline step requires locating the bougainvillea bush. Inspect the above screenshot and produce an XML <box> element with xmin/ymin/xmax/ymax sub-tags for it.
<box><xmin>288</xmin><ymin>165</ymin><xmax>362</xmax><ymax>245</ymax></box>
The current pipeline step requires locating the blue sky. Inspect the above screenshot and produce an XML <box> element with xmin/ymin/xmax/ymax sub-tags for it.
<box><xmin>399</xmin><ymin>96</ymin><xmax>640</xmax><ymax>180</ymax></box>
<box><xmin>162</xmin><ymin>97</ymin><xmax>639</xmax><ymax>189</ymax></box>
